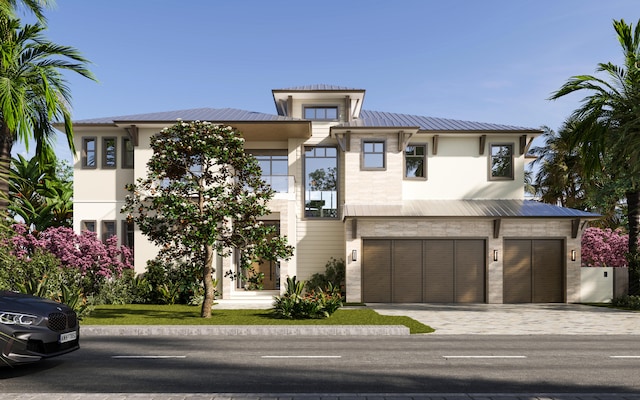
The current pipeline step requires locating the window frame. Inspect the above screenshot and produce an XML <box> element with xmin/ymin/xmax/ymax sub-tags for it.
<box><xmin>249</xmin><ymin>150</ymin><xmax>289</xmax><ymax>193</ymax></box>
<box><xmin>81</xmin><ymin>220</ymin><xmax>96</xmax><ymax>233</ymax></box>
<box><xmin>102</xmin><ymin>137</ymin><xmax>117</xmax><ymax>169</ymax></box>
<box><xmin>489</xmin><ymin>143</ymin><xmax>515</xmax><ymax>180</ymax></box>
<box><xmin>404</xmin><ymin>143</ymin><xmax>427</xmax><ymax>180</ymax></box>
<box><xmin>101</xmin><ymin>220</ymin><xmax>117</xmax><ymax>243</ymax></box>
<box><xmin>361</xmin><ymin>139</ymin><xmax>386</xmax><ymax>171</ymax></box>
<box><xmin>81</xmin><ymin>137</ymin><xmax>97</xmax><ymax>169</ymax></box>
<box><xmin>302</xmin><ymin>105</ymin><xmax>339</xmax><ymax>121</ymax></box>
<box><xmin>122</xmin><ymin>137</ymin><xmax>134</xmax><ymax>169</ymax></box>
<box><xmin>304</xmin><ymin>146</ymin><xmax>339</xmax><ymax>219</ymax></box>
<box><xmin>122</xmin><ymin>219</ymin><xmax>134</xmax><ymax>251</ymax></box>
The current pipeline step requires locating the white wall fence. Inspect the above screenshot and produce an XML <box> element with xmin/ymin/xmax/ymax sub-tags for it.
<box><xmin>580</xmin><ymin>267</ymin><xmax>628</xmax><ymax>303</ymax></box>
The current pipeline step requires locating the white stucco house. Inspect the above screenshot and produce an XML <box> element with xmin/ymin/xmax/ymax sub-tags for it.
<box><xmin>70</xmin><ymin>84</ymin><xmax>599</xmax><ymax>304</ymax></box>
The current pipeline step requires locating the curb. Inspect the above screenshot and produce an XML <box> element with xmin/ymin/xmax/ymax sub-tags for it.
<box><xmin>80</xmin><ymin>325</ymin><xmax>410</xmax><ymax>336</ymax></box>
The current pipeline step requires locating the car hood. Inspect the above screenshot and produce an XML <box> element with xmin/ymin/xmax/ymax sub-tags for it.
<box><xmin>0</xmin><ymin>291</ymin><xmax>71</xmax><ymax>315</ymax></box>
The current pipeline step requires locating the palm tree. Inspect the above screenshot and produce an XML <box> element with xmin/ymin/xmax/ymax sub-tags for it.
<box><xmin>0</xmin><ymin>0</ymin><xmax>53</xmax><ymax>23</ymax></box>
<box><xmin>0</xmin><ymin>17</ymin><xmax>95</xmax><ymax>209</ymax></box>
<box><xmin>549</xmin><ymin>18</ymin><xmax>640</xmax><ymax>294</ymax></box>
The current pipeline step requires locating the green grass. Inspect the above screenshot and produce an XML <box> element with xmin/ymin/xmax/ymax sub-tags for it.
<box><xmin>82</xmin><ymin>304</ymin><xmax>434</xmax><ymax>334</ymax></box>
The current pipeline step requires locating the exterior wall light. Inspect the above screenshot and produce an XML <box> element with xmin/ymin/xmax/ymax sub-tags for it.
<box><xmin>493</xmin><ymin>249</ymin><xmax>498</xmax><ymax>262</ymax></box>
<box><xmin>352</xmin><ymin>249</ymin><xmax>357</xmax><ymax>262</ymax></box>
<box><xmin>571</xmin><ymin>249</ymin><xmax>577</xmax><ymax>262</ymax></box>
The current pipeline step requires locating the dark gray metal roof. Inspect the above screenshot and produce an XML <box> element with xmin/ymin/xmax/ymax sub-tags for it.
<box><xmin>338</xmin><ymin>110</ymin><xmax>540</xmax><ymax>132</ymax></box>
<box><xmin>75</xmin><ymin>108</ymin><xmax>300</xmax><ymax>125</ymax></box>
<box><xmin>273</xmin><ymin>84</ymin><xmax>364</xmax><ymax>91</ymax></box>
<box><xmin>343</xmin><ymin>200</ymin><xmax>600</xmax><ymax>219</ymax></box>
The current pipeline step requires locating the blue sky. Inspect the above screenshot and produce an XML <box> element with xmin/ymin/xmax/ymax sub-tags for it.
<box><xmin>13</xmin><ymin>0</ymin><xmax>640</xmax><ymax>162</ymax></box>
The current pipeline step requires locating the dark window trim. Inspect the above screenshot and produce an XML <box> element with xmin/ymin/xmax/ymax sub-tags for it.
<box><xmin>102</xmin><ymin>136</ymin><xmax>117</xmax><ymax>169</ymax></box>
<box><xmin>122</xmin><ymin>219</ymin><xmax>134</xmax><ymax>251</ymax></box>
<box><xmin>304</xmin><ymin>146</ymin><xmax>339</xmax><ymax>220</ymax></box>
<box><xmin>101</xmin><ymin>220</ymin><xmax>117</xmax><ymax>243</ymax></box>
<box><xmin>81</xmin><ymin>137</ymin><xmax>97</xmax><ymax>169</ymax></box>
<box><xmin>489</xmin><ymin>143</ymin><xmax>514</xmax><ymax>181</ymax></box>
<box><xmin>81</xmin><ymin>220</ymin><xmax>96</xmax><ymax>233</ymax></box>
<box><xmin>361</xmin><ymin>139</ymin><xmax>386</xmax><ymax>171</ymax></box>
<box><xmin>404</xmin><ymin>143</ymin><xmax>428</xmax><ymax>180</ymax></box>
<box><xmin>122</xmin><ymin>137</ymin><xmax>134</xmax><ymax>169</ymax></box>
<box><xmin>302</xmin><ymin>105</ymin><xmax>340</xmax><ymax>121</ymax></box>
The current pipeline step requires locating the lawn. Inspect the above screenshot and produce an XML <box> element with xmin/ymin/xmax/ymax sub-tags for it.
<box><xmin>82</xmin><ymin>304</ymin><xmax>434</xmax><ymax>334</ymax></box>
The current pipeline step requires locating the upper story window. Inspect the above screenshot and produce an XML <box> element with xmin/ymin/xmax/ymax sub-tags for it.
<box><xmin>490</xmin><ymin>144</ymin><xmax>514</xmax><ymax>180</ymax></box>
<box><xmin>122</xmin><ymin>137</ymin><xmax>134</xmax><ymax>169</ymax></box>
<box><xmin>82</xmin><ymin>137</ymin><xmax>96</xmax><ymax>169</ymax></box>
<box><xmin>304</xmin><ymin>146</ymin><xmax>338</xmax><ymax>218</ymax></box>
<box><xmin>362</xmin><ymin>140</ymin><xmax>386</xmax><ymax>170</ymax></box>
<box><xmin>304</xmin><ymin>106</ymin><xmax>338</xmax><ymax>121</ymax></box>
<box><xmin>252</xmin><ymin>150</ymin><xmax>288</xmax><ymax>193</ymax></box>
<box><xmin>405</xmin><ymin>144</ymin><xmax>426</xmax><ymax>179</ymax></box>
<box><xmin>102</xmin><ymin>137</ymin><xmax>117</xmax><ymax>168</ymax></box>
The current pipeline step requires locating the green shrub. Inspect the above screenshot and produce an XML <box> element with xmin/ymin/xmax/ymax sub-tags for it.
<box><xmin>141</xmin><ymin>258</ymin><xmax>208</xmax><ymax>305</ymax></box>
<box><xmin>305</xmin><ymin>258</ymin><xmax>345</xmax><ymax>298</ymax></box>
<box><xmin>612</xmin><ymin>295</ymin><xmax>640</xmax><ymax>310</ymax></box>
<box><xmin>273</xmin><ymin>276</ymin><xmax>343</xmax><ymax>319</ymax></box>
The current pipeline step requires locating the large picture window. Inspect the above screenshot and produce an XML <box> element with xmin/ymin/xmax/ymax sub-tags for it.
<box><xmin>251</xmin><ymin>150</ymin><xmax>288</xmax><ymax>193</ymax></box>
<box><xmin>304</xmin><ymin>147</ymin><xmax>338</xmax><ymax>218</ymax></box>
<box><xmin>490</xmin><ymin>144</ymin><xmax>514</xmax><ymax>180</ymax></box>
<box><xmin>405</xmin><ymin>144</ymin><xmax>426</xmax><ymax>179</ymax></box>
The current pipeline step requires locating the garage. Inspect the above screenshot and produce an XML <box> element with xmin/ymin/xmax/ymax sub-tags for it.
<box><xmin>362</xmin><ymin>239</ymin><xmax>486</xmax><ymax>303</ymax></box>
<box><xmin>503</xmin><ymin>239</ymin><xmax>565</xmax><ymax>303</ymax></box>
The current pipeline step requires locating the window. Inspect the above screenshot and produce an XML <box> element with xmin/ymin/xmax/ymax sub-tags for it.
<box><xmin>303</xmin><ymin>106</ymin><xmax>338</xmax><ymax>120</ymax></box>
<box><xmin>101</xmin><ymin>220</ymin><xmax>116</xmax><ymax>243</ymax></box>
<box><xmin>81</xmin><ymin>220</ymin><xmax>96</xmax><ymax>233</ymax></box>
<box><xmin>490</xmin><ymin>144</ymin><xmax>514</xmax><ymax>180</ymax></box>
<box><xmin>102</xmin><ymin>137</ymin><xmax>117</xmax><ymax>168</ymax></box>
<box><xmin>405</xmin><ymin>144</ymin><xmax>426</xmax><ymax>179</ymax></box>
<box><xmin>304</xmin><ymin>147</ymin><xmax>338</xmax><ymax>218</ymax></box>
<box><xmin>122</xmin><ymin>137</ymin><xmax>134</xmax><ymax>169</ymax></box>
<box><xmin>252</xmin><ymin>151</ymin><xmax>288</xmax><ymax>193</ymax></box>
<box><xmin>82</xmin><ymin>137</ymin><xmax>96</xmax><ymax>168</ymax></box>
<box><xmin>122</xmin><ymin>220</ymin><xmax>134</xmax><ymax>250</ymax></box>
<box><xmin>362</xmin><ymin>140</ymin><xmax>385</xmax><ymax>170</ymax></box>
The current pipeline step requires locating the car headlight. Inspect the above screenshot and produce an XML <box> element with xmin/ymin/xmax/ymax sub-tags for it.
<box><xmin>0</xmin><ymin>312</ymin><xmax>42</xmax><ymax>326</ymax></box>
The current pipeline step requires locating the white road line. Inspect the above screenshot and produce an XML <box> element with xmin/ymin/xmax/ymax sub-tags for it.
<box><xmin>443</xmin><ymin>355</ymin><xmax>527</xmax><ymax>359</ymax></box>
<box><xmin>610</xmin><ymin>356</ymin><xmax>640</xmax><ymax>359</ymax></box>
<box><xmin>112</xmin><ymin>355</ymin><xmax>187</xmax><ymax>359</ymax></box>
<box><xmin>261</xmin><ymin>355</ymin><xmax>342</xmax><ymax>359</ymax></box>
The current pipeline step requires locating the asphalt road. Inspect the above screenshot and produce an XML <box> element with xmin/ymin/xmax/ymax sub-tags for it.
<box><xmin>1</xmin><ymin>335</ymin><xmax>640</xmax><ymax>394</ymax></box>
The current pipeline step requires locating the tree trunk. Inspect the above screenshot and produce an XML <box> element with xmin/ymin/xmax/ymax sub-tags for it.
<box><xmin>200</xmin><ymin>243</ymin><xmax>215</xmax><ymax>318</ymax></box>
<box><xmin>627</xmin><ymin>190</ymin><xmax>640</xmax><ymax>296</ymax></box>
<box><xmin>0</xmin><ymin>124</ymin><xmax>14</xmax><ymax>211</ymax></box>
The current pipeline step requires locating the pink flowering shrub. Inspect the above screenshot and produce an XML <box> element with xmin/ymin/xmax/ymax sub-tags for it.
<box><xmin>581</xmin><ymin>227</ymin><xmax>630</xmax><ymax>268</ymax></box>
<box><xmin>8</xmin><ymin>224</ymin><xmax>133</xmax><ymax>296</ymax></box>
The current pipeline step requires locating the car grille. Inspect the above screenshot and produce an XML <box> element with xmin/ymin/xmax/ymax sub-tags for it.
<box><xmin>47</xmin><ymin>311</ymin><xmax>78</xmax><ymax>332</ymax></box>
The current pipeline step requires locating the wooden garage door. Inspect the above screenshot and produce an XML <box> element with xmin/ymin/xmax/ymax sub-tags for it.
<box><xmin>363</xmin><ymin>239</ymin><xmax>486</xmax><ymax>303</ymax></box>
<box><xmin>503</xmin><ymin>239</ymin><xmax>564</xmax><ymax>303</ymax></box>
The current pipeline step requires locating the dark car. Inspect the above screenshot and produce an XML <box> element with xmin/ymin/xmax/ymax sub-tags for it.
<box><xmin>0</xmin><ymin>291</ymin><xmax>79</xmax><ymax>367</ymax></box>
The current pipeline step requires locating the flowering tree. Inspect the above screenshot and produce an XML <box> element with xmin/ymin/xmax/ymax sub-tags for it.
<box><xmin>8</xmin><ymin>224</ymin><xmax>133</xmax><ymax>296</ymax></box>
<box><xmin>581</xmin><ymin>227</ymin><xmax>631</xmax><ymax>268</ymax></box>
<box><xmin>122</xmin><ymin>121</ymin><xmax>294</xmax><ymax>318</ymax></box>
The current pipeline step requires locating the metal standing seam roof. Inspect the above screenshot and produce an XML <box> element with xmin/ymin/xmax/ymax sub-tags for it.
<box><xmin>73</xmin><ymin>108</ymin><xmax>303</xmax><ymax>125</ymax></box>
<box><xmin>338</xmin><ymin>110</ymin><xmax>540</xmax><ymax>132</ymax></box>
<box><xmin>342</xmin><ymin>200</ymin><xmax>600</xmax><ymax>219</ymax></box>
<box><xmin>273</xmin><ymin>84</ymin><xmax>365</xmax><ymax>91</ymax></box>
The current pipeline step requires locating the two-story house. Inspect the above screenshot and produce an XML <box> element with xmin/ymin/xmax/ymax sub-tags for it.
<box><xmin>71</xmin><ymin>84</ymin><xmax>598</xmax><ymax>304</ymax></box>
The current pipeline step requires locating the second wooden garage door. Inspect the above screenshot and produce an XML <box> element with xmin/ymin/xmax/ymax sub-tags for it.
<box><xmin>362</xmin><ymin>239</ymin><xmax>486</xmax><ymax>303</ymax></box>
<box><xmin>503</xmin><ymin>239</ymin><xmax>564</xmax><ymax>303</ymax></box>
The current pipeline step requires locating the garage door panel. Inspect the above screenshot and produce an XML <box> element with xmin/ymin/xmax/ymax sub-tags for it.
<box><xmin>533</xmin><ymin>240</ymin><xmax>564</xmax><ymax>303</ymax></box>
<box><xmin>455</xmin><ymin>240</ymin><xmax>486</xmax><ymax>303</ymax></box>
<box><xmin>504</xmin><ymin>240</ymin><xmax>532</xmax><ymax>303</ymax></box>
<box><xmin>363</xmin><ymin>240</ymin><xmax>392</xmax><ymax>303</ymax></box>
<box><xmin>393</xmin><ymin>240</ymin><xmax>423</xmax><ymax>302</ymax></box>
<box><xmin>424</xmin><ymin>240</ymin><xmax>455</xmax><ymax>303</ymax></box>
